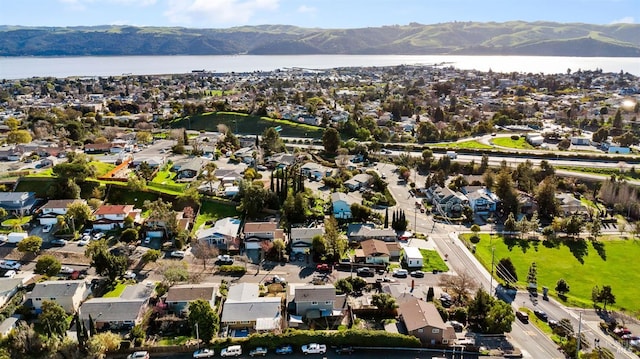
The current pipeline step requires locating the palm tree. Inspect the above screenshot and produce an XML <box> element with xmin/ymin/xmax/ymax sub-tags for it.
<box><xmin>203</xmin><ymin>162</ymin><xmax>217</xmax><ymax>194</ymax></box>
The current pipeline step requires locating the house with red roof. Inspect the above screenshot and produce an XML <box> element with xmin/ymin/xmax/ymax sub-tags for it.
<box><xmin>92</xmin><ymin>204</ymin><xmax>141</xmax><ymax>231</ymax></box>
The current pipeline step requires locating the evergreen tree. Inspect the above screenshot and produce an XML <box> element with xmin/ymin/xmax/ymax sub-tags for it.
<box><xmin>384</xmin><ymin>208</ymin><xmax>389</xmax><ymax>228</ymax></box>
<box><xmin>88</xmin><ymin>314</ymin><xmax>97</xmax><ymax>336</ymax></box>
<box><xmin>527</xmin><ymin>262</ymin><xmax>538</xmax><ymax>291</ymax></box>
<box><xmin>270</xmin><ymin>171</ymin><xmax>275</xmax><ymax>192</ymax></box>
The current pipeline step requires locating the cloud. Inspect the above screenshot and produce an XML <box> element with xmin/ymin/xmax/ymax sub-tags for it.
<box><xmin>164</xmin><ymin>0</ymin><xmax>280</xmax><ymax>26</ymax></box>
<box><xmin>297</xmin><ymin>5</ymin><xmax>317</xmax><ymax>14</ymax></box>
<box><xmin>610</xmin><ymin>16</ymin><xmax>635</xmax><ymax>24</ymax></box>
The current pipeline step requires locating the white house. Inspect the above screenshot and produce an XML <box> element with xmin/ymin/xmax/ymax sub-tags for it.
<box><xmin>464</xmin><ymin>187</ymin><xmax>499</xmax><ymax>215</ymax></box>
<box><xmin>331</xmin><ymin>192</ymin><xmax>352</xmax><ymax>219</ymax></box>
<box><xmin>93</xmin><ymin>204</ymin><xmax>141</xmax><ymax>231</ymax></box>
<box><xmin>403</xmin><ymin>247</ymin><xmax>423</xmax><ymax>268</ymax></box>
<box><xmin>290</xmin><ymin>227</ymin><xmax>324</xmax><ymax>254</ymax></box>
<box><xmin>344</xmin><ymin>173</ymin><xmax>373</xmax><ymax>191</ymax></box>
<box><xmin>28</xmin><ymin>280</ymin><xmax>91</xmax><ymax>314</ymax></box>
<box><xmin>196</xmin><ymin>217</ymin><xmax>242</xmax><ymax>251</ymax></box>
<box><xmin>38</xmin><ymin>199</ymin><xmax>87</xmax><ymax>225</ymax></box>
<box><xmin>300</xmin><ymin>162</ymin><xmax>332</xmax><ymax>181</ymax></box>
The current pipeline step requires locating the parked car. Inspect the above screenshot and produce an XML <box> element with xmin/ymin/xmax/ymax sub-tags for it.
<box><xmin>60</xmin><ymin>266</ymin><xmax>74</xmax><ymax>275</ymax></box>
<box><xmin>534</xmin><ymin>310</ymin><xmax>548</xmax><ymax>321</ymax></box>
<box><xmin>0</xmin><ymin>260</ymin><xmax>22</xmax><ymax>271</ymax></box>
<box><xmin>335</xmin><ymin>346</ymin><xmax>354</xmax><ymax>354</ymax></box>
<box><xmin>448</xmin><ymin>320</ymin><xmax>464</xmax><ymax>332</ymax></box>
<box><xmin>315</xmin><ymin>263</ymin><xmax>331</xmax><ymax>272</ymax></box>
<box><xmin>356</xmin><ymin>267</ymin><xmax>374</xmax><ymax>277</ymax></box>
<box><xmin>82</xmin><ymin>229</ymin><xmax>92</xmax><ymax>237</ymax></box>
<box><xmin>170</xmin><ymin>250</ymin><xmax>185</xmax><ymax>258</ymax></box>
<box><xmin>301</xmin><ymin>343</ymin><xmax>326</xmax><ymax>355</ymax></box>
<box><xmin>78</xmin><ymin>237</ymin><xmax>90</xmax><ymax>246</ymax></box>
<box><xmin>392</xmin><ymin>269</ymin><xmax>408</xmax><ymax>278</ymax></box>
<box><xmin>123</xmin><ymin>271</ymin><xmax>136</xmax><ymax>280</ymax></box>
<box><xmin>266</xmin><ymin>275</ymin><xmax>286</xmax><ymax>285</ymax></box>
<box><xmin>93</xmin><ymin>232</ymin><xmax>105</xmax><ymax>240</ymax></box>
<box><xmin>220</xmin><ymin>345</ymin><xmax>242</xmax><ymax>357</ymax></box>
<box><xmin>192</xmin><ymin>348</ymin><xmax>215</xmax><ymax>358</ymax></box>
<box><xmin>3</xmin><ymin>270</ymin><xmax>16</xmax><ymax>278</ymax></box>
<box><xmin>216</xmin><ymin>254</ymin><xmax>234</xmax><ymax>265</ymax></box>
<box><xmin>127</xmin><ymin>351</ymin><xmax>149</xmax><ymax>359</ymax></box>
<box><xmin>249</xmin><ymin>347</ymin><xmax>267</xmax><ymax>357</ymax></box>
<box><xmin>43</xmin><ymin>224</ymin><xmax>53</xmax><ymax>233</ymax></box>
<box><xmin>410</xmin><ymin>270</ymin><xmax>425</xmax><ymax>278</ymax></box>
<box><xmin>50</xmin><ymin>239</ymin><xmax>67</xmax><ymax>247</ymax></box>
<box><xmin>275</xmin><ymin>345</ymin><xmax>293</xmax><ymax>354</ymax></box>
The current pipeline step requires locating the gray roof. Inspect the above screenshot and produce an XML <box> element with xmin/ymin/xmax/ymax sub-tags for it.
<box><xmin>221</xmin><ymin>297</ymin><xmax>281</xmax><ymax>323</ymax></box>
<box><xmin>0</xmin><ymin>278</ymin><xmax>23</xmax><ymax>293</ymax></box>
<box><xmin>79</xmin><ymin>298</ymin><xmax>146</xmax><ymax>323</ymax></box>
<box><xmin>331</xmin><ymin>192</ymin><xmax>349</xmax><ymax>203</ymax></box>
<box><xmin>290</xmin><ymin>227</ymin><xmax>324</xmax><ymax>240</ymax></box>
<box><xmin>29</xmin><ymin>280</ymin><xmax>87</xmax><ymax>299</ymax></box>
<box><xmin>227</xmin><ymin>283</ymin><xmax>259</xmax><ymax>302</ymax></box>
<box><xmin>0</xmin><ymin>192</ymin><xmax>33</xmax><ymax>202</ymax></box>
<box><xmin>294</xmin><ymin>285</ymin><xmax>336</xmax><ymax>302</ymax></box>
<box><xmin>166</xmin><ymin>284</ymin><xmax>216</xmax><ymax>302</ymax></box>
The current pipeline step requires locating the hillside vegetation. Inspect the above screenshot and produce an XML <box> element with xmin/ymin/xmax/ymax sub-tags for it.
<box><xmin>1</xmin><ymin>21</ymin><xmax>639</xmax><ymax>57</ymax></box>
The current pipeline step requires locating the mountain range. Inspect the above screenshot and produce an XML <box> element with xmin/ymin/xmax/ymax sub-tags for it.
<box><xmin>1</xmin><ymin>21</ymin><xmax>639</xmax><ymax>57</ymax></box>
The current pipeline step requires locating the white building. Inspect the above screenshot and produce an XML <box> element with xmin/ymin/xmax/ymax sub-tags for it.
<box><xmin>403</xmin><ymin>247</ymin><xmax>423</xmax><ymax>269</ymax></box>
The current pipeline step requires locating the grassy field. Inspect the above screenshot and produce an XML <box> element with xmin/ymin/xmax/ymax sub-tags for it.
<box><xmin>420</xmin><ymin>249</ymin><xmax>449</xmax><ymax>272</ymax></box>
<box><xmin>491</xmin><ymin>137</ymin><xmax>535</xmax><ymax>149</ymax></box>
<box><xmin>192</xmin><ymin>199</ymin><xmax>239</xmax><ymax>231</ymax></box>
<box><xmin>171</xmin><ymin>111</ymin><xmax>324</xmax><ymax>139</ymax></box>
<box><xmin>151</xmin><ymin>169</ymin><xmax>188</xmax><ymax>190</ymax></box>
<box><xmin>429</xmin><ymin>140</ymin><xmax>493</xmax><ymax>150</ymax></box>
<box><xmin>103</xmin><ymin>282</ymin><xmax>128</xmax><ymax>298</ymax></box>
<box><xmin>469</xmin><ymin>233</ymin><xmax>640</xmax><ymax>315</ymax></box>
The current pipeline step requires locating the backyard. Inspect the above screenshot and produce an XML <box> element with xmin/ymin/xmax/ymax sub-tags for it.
<box><xmin>192</xmin><ymin>199</ymin><xmax>240</xmax><ymax>232</ymax></box>
<box><xmin>468</xmin><ymin>233</ymin><xmax>640</xmax><ymax>315</ymax></box>
<box><xmin>490</xmin><ymin>137</ymin><xmax>536</xmax><ymax>149</ymax></box>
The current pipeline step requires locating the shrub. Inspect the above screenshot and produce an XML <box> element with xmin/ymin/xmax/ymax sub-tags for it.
<box><xmin>244</xmin><ymin>328</ymin><xmax>421</xmax><ymax>349</ymax></box>
<box><xmin>218</xmin><ymin>265</ymin><xmax>246</xmax><ymax>274</ymax></box>
<box><xmin>511</xmin><ymin>135</ymin><xmax>520</xmax><ymax>140</ymax></box>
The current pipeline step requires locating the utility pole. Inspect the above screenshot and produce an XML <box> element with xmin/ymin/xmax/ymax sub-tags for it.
<box><xmin>576</xmin><ymin>311</ymin><xmax>582</xmax><ymax>358</ymax></box>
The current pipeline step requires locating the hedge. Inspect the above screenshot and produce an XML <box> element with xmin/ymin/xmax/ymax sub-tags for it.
<box><xmin>218</xmin><ymin>265</ymin><xmax>247</xmax><ymax>274</ymax></box>
<box><xmin>243</xmin><ymin>328</ymin><xmax>421</xmax><ymax>349</ymax></box>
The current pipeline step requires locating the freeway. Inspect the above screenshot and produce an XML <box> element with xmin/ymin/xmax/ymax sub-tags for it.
<box><xmin>376</xmin><ymin>163</ymin><xmax>637</xmax><ymax>359</ymax></box>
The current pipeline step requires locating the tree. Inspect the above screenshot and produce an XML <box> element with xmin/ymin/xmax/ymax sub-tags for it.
<box><xmin>188</xmin><ymin>299</ymin><xmax>218</xmax><ymax>344</ymax></box>
<box><xmin>6</xmin><ymin>130</ymin><xmax>32</xmax><ymax>144</ymax></box>
<box><xmin>39</xmin><ymin>301</ymin><xmax>68</xmax><ymax>338</ymax></box>
<box><xmin>272</xmin><ymin>238</ymin><xmax>286</xmax><ymax>261</ymax></box>
<box><xmin>535</xmin><ymin>177</ymin><xmax>559</xmax><ymax>220</ymax></box>
<box><xmin>371</xmin><ymin>293</ymin><xmax>398</xmax><ymax>311</ymax></box>
<box><xmin>238</xmin><ymin>180</ymin><xmax>272</xmax><ymax>218</ymax></box>
<box><xmin>141</xmin><ymin>249</ymin><xmax>161</xmax><ymax>264</ymax></box>
<box><xmin>438</xmin><ymin>272</ymin><xmax>479</xmax><ymax>305</ymax></box>
<box><xmin>592</xmin><ymin>127</ymin><xmax>609</xmax><ymax>143</ymax></box>
<box><xmin>35</xmin><ymin>255</ymin><xmax>61</xmax><ymax>276</ymax></box>
<box><xmin>260</xmin><ymin>127</ymin><xmax>285</xmax><ymax>156</ymax></box>
<box><xmin>527</xmin><ymin>262</ymin><xmax>538</xmax><ymax>291</ymax></box>
<box><xmin>467</xmin><ymin>288</ymin><xmax>515</xmax><ymax>334</ymax></box>
<box><xmin>589</xmin><ymin>217</ymin><xmax>602</xmax><ymax>240</ymax></box>
<box><xmin>17</xmin><ymin>235</ymin><xmax>42</xmax><ymax>254</ymax></box>
<box><xmin>555</xmin><ymin>278</ymin><xmax>570</xmax><ymax>296</ymax></box>
<box><xmin>312</xmin><ymin>234</ymin><xmax>326</xmax><ymax>255</ymax></box>
<box><xmin>565</xmin><ymin>215</ymin><xmax>583</xmax><ymax>237</ymax></box>
<box><xmin>350</xmin><ymin>203</ymin><xmax>372</xmax><ymax>223</ymax></box>
<box><xmin>127</xmin><ymin>174</ymin><xmax>147</xmax><ymax>191</ymax></box>
<box><xmin>159</xmin><ymin>260</ymin><xmax>190</xmax><ymax>286</ymax></box>
<box><xmin>495</xmin><ymin>169</ymin><xmax>519</xmax><ymax>216</ymax></box>
<box><xmin>323</xmin><ymin>216</ymin><xmax>347</xmax><ymax>259</ymax></box>
<box><xmin>87</xmin><ymin>241</ymin><xmax>127</xmax><ymax>281</ymax></box>
<box><xmin>322</xmin><ymin>127</ymin><xmax>340</xmax><ymax>155</ymax></box>
<box><xmin>496</xmin><ymin>258</ymin><xmax>518</xmax><ymax>284</ymax></box>
<box><xmin>596</xmin><ymin>285</ymin><xmax>616</xmax><ymax>311</ymax></box>
<box><xmin>191</xmin><ymin>241</ymin><xmax>219</xmax><ymax>269</ymax></box>
<box><xmin>334</xmin><ymin>278</ymin><xmax>353</xmax><ymax>294</ymax></box>
<box><xmin>470</xmin><ymin>224</ymin><xmax>481</xmax><ymax>239</ymax></box>
<box><xmin>144</xmin><ymin>198</ymin><xmax>178</xmax><ymax>235</ymax></box>
<box><xmin>66</xmin><ymin>201</ymin><xmax>94</xmax><ymax>228</ymax></box>
<box><xmin>503</xmin><ymin>212</ymin><xmax>518</xmax><ymax>234</ymax></box>
<box><xmin>87</xmin><ymin>332</ymin><xmax>121</xmax><ymax>357</ymax></box>
<box><xmin>557</xmin><ymin>138</ymin><xmax>571</xmax><ymax>150</ymax></box>
<box><xmin>135</xmin><ymin>131</ymin><xmax>153</xmax><ymax>145</ymax></box>
<box><xmin>120</xmin><ymin>228</ymin><xmax>139</xmax><ymax>243</ymax></box>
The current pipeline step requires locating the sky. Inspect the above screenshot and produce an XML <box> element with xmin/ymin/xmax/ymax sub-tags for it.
<box><xmin>0</xmin><ymin>0</ymin><xmax>638</xmax><ymax>29</ymax></box>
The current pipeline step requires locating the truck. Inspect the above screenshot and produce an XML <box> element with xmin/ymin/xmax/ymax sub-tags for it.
<box><xmin>446</xmin><ymin>151</ymin><xmax>457</xmax><ymax>159</ymax></box>
<box><xmin>7</xmin><ymin>232</ymin><xmax>28</xmax><ymax>244</ymax></box>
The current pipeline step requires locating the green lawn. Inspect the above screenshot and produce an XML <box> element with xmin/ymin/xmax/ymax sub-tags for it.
<box><xmin>1</xmin><ymin>216</ymin><xmax>32</xmax><ymax>228</ymax></box>
<box><xmin>491</xmin><ymin>137</ymin><xmax>535</xmax><ymax>149</ymax></box>
<box><xmin>103</xmin><ymin>282</ymin><xmax>128</xmax><ymax>298</ymax></box>
<box><xmin>158</xmin><ymin>335</ymin><xmax>191</xmax><ymax>346</ymax></box>
<box><xmin>469</xmin><ymin>233</ymin><xmax>640</xmax><ymax>314</ymax></box>
<box><xmin>428</xmin><ymin>140</ymin><xmax>493</xmax><ymax>150</ymax></box>
<box><xmin>171</xmin><ymin>111</ymin><xmax>324</xmax><ymax>139</ymax></box>
<box><xmin>192</xmin><ymin>199</ymin><xmax>239</xmax><ymax>231</ymax></box>
<box><xmin>419</xmin><ymin>249</ymin><xmax>449</xmax><ymax>272</ymax></box>
<box><xmin>88</xmin><ymin>161</ymin><xmax>116</xmax><ymax>177</ymax></box>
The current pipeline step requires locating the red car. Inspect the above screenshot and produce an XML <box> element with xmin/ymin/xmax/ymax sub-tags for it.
<box><xmin>316</xmin><ymin>263</ymin><xmax>331</xmax><ymax>272</ymax></box>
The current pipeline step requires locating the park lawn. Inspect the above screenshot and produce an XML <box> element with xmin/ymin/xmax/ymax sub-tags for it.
<box><xmin>103</xmin><ymin>282</ymin><xmax>128</xmax><ymax>298</ymax></box>
<box><xmin>429</xmin><ymin>140</ymin><xmax>493</xmax><ymax>150</ymax></box>
<box><xmin>491</xmin><ymin>137</ymin><xmax>535</xmax><ymax>149</ymax></box>
<box><xmin>420</xmin><ymin>249</ymin><xmax>449</xmax><ymax>272</ymax></box>
<box><xmin>192</xmin><ymin>200</ymin><xmax>239</xmax><ymax>232</ymax></box>
<box><xmin>469</xmin><ymin>233</ymin><xmax>640</xmax><ymax>314</ymax></box>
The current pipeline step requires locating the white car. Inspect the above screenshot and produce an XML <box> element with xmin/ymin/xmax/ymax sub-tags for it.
<box><xmin>192</xmin><ymin>348</ymin><xmax>215</xmax><ymax>358</ymax></box>
<box><xmin>43</xmin><ymin>224</ymin><xmax>53</xmax><ymax>233</ymax></box>
<box><xmin>0</xmin><ymin>235</ymin><xmax>7</xmax><ymax>242</ymax></box>
<box><xmin>127</xmin><ymin>351</ymin><xmax>149</xmax><ymax>359</ymax></box>
<box><xmin>170</xmin><ymin>250</ymin><xmax>185</xmax><ymax>258</ymax></box>
<box><xmin>3</xmin><ymin>270</ymin><xmax>16</xmax><ymax>278</ymax></box>
<box><xmin>60</xmin><ymin>266</ymin><xmax>75</xmax><ymax>274</ymax></box>
<box><xmin>78</xmin><ymin>237</ymin><xmax>90</xmax><ymax>246</ymax></box>
<box><xmin>93</xmin><ymin>232</ymin><xmax>105</xmax><ymax>240</ymax></box>
<box><xmin>301</xmin><ymin>343</ymin><xmax>326</xmax><ymax>355</ymax></box>
<box><xmin>0</xmin><ymin>260</ymin><xmax>21</xmax><ymax>271</ymax></box>
<box><xmin>123</xmin><ymin>271</ymin><xmax>136</xmax><ymax>280</ymax></box>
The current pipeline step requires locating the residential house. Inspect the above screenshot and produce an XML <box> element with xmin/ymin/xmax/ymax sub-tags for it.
<box><xmin>386</xmin><ymin>241</ymin><xmax>401</xmax><ymax>261</ymax></box>
<box><xmin>398</xmin><ymin>297</ymin><xmax>456</xmax><ymax>346</ymax></box>
<box><xmin>79</xmin><ymin>282</ymin><xmax>153</xmax><ymax>331</ymax></box>
<box><xmin>300</xmin><ymin>162</ymin><xmax>332</xmax><ymax>181</ymax></box>
<box><xmin>347</xmin><ymin>223</ymin><xmax>397</xmax><ymax>242</ymax></box>
<box><xmin>165</xmin><ymin>284</ymin><xmax>217</xmax><ymax>316</ymax></box>
<box><xmin>92</xmin><ymin>204</ymin><xmax>141</xmax><ymax>231</ymax></box>
<box><xmin>356</xmin><ymin>239</ymin><xmax>390</xmax><ymax>265</ymax></box>
<box><xmin>290</xmin><ymin>284</ymin><xmax>345</xmax><ymax>321</ymax></box>
<box><xmin>403</xmin><ymin>247</ymin><xmax>423</xmax><ymax>269</ymax></box>
<box><xmin>331</xmin><ymin>192</ymin><xmax>352</xmax><ymax>219</ymax></box>
<box><xmin>176</xmin><ymin>157</ymin><xmax>206</xmax><ymax>180</ymax></box>
<box><xmin>344</xmin><ymin>173</ymin><xmax>373</xmax><ymax>191</ymax></box>
<box><xmin>556</xmin><ymin>193</ymin><xmax>588</xmax><ymax>216</ymax></box>
<box><xmin>132</xmin><ymin>155</ymin><xmax>166</xmax><ymax>168</ymax></box>
<box><xmin>0</xmin><ymin>146</ymin><xmax>26</xmax><ymax>161</ymax></box>
<box><xmin>265</xmin><ymin>153</ymin><xmax>297</xmax><ymax>169</ymax></box>
<box><xmin>84</xmin><ymin>143</ymin><xmax>113</xmax><ymax>154</ymax></box>
<box><xmin>233</xmin><ymin>147</ymin><xmax>256</xmax><ymax>165</ymax></box>
<box><xmin>518</xmin><ymin>192</ymin><xmax>538</xmax><ymax>215</ymax></box>
<box><xmin>0</xmin><ymin>317</ymin><xmax>19</xmax><ymax>337</ymax></box>
<box><xmin>37</xmin><ymin>199</ymin><xmax>87</xmax><ymax>225</ymax></box>
<box><xmin>215</xmin><ymin>168</ymin><xmax>244</xmax><ymax>185</ymax></box>
<box><xmin>195</xmin><ymin>217</ymin><xmax>242</xmax><ymax>251</ymax></box>
<box><xmin>221</xmin><ymin>283</ymin><xmax>282</xmax><ymax>333</ymax></box>
<box><xmin>0</xmin><ymin>192</ymin><xmax>37</xmax><ymax>215</ymax></box>
<box><xmin>464</xmin><ymin>187</ymin><xmax>499</xmax><ymax>215</ymax></box>
<box><xmin>289</xmin><ymin>227</ymin><xmax>324</xmax><ymax>254</ymax></box>
<box><xmin>242</xmin><ymin>222</ymin><xmax>285</xmax><ymax>250</ymax></box>
<box><xmin>0</xmin><ymin>278</ymin><xmax>23</xmax><ymax>308</ymax></box>
<box><xmin>27</xmin><ymin>280</ymin><xmax>91</xmax><ymax>313</ymax></box>
<box><xmin>425</xmin><ymin>185</ymin><xmax>469</xmax><ymax>216</ymax></box>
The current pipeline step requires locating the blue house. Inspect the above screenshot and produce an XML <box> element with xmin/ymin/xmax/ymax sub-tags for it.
<box><xmin>331</xmin><ymin>192</ymin><xmax>352</xmax><ymax>219</ymax></box>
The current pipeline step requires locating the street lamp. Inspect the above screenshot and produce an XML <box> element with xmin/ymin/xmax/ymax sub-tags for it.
<box><xmin>195</xmin><ymin>322</ymin><xmax>200</xmax><ymax>349</ymax></box>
